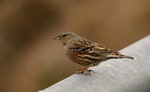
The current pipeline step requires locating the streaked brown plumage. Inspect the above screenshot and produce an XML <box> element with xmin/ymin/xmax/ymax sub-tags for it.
<box><xmin>53</xmin><ymin>32</ymin><xmax>134</xmax><ymax>74</ymax></box>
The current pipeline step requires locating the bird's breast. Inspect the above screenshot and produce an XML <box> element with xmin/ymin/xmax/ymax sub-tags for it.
<box><xmin>65</xmin><ymin>48</ymin><xmax>104</xmax><ymax>66</ymax></box>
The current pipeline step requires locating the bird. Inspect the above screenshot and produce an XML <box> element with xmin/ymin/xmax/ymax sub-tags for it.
<box><xmin>53</xmin><ymin>32</ymin><xmax>134</xmax><ymax>74</ymax></box>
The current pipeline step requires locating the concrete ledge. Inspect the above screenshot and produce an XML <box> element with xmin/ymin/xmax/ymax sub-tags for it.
<box><xmin>40</xmin><ymin>35</ymin><xmax>150</xmax><ymax>92</ymax></box>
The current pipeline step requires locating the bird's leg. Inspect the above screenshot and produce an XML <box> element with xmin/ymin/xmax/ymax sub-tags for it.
<box><xmin>75</xmin><ymin>66</ymin><xmax>93</xmax><ymax>74</ymax></box>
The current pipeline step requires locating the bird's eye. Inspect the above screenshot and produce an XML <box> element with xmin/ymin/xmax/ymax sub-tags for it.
<box><xmin>63</xmin><ymin>34</ymin><xmax>67</xmax><ymax>37</ymax></box>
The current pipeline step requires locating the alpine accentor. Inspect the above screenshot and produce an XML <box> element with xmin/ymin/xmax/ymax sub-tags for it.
<box><xmin>53</xmin><ymin>32</ymin><xmax>133</xmax><ymax>74</ymax></box>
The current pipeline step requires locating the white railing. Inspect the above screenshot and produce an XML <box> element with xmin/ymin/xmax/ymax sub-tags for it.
<box><xmin>39</xmin><ymin>35</ymin><xmax>150</xmax><ymax>92</ymax></box>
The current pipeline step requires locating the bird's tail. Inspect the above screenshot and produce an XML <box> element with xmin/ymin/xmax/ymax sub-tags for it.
<box><xmin>107</xmin><ymin>52</ymin><xmax>134</xmax><ymax>60</ymax></box>
<box><xmin>119</xmin><ymin>55</ymin><xmax>134</xmax><ymax>59</ymax></box>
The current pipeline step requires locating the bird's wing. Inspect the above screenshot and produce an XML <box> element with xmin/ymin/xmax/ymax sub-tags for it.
<box><xmin>68</xmin><ymin>38</ymin><xmax>111</xmax><ymax>57</ymax></box>
<box><xmin>93</xmin><ymin>43</ymin><xmax>114</xmax><ymax>54</ymax></box>
<box><xmin>68</xmin><ymin>38</ymin><xmax>120</xmax><ymax>57</ymax></box>
<box><xmin>68</xmin><ymin>40</ymin><xmax>113</xmax><ymax>65</ymax></box>
<box><xmin>67</xmin><ymin>38</ymin><xmax>133</xmax><ymax>61</ymax></box>
<box><xmin>93</xmin><ymin>43</ymin><xmax>132</xmax><ymax>59</ymax></box>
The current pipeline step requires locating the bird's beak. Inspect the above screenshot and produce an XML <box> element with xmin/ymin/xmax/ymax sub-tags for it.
<box><xmin>53</xmin><ymin>36</ymin><xmax>61</xmax><ymax>40</ymax></box>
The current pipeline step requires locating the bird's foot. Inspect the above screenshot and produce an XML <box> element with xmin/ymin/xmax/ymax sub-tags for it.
<box><xmin>75</xmin><ymin>66</ymin><xmax>93</xmax><ymax>75</ymax></box>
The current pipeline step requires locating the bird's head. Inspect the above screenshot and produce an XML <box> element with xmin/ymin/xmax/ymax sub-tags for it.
<box><xmin>53</xmin><ymin>32</ymin><xmax>77</xmax><ymax>45</ymax></box>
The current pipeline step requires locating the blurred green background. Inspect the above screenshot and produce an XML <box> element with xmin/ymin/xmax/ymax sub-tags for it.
<box><xmin>0</xmin><ymin>0</ymin><xmax>150</xmax><ymax>92</ymax></box>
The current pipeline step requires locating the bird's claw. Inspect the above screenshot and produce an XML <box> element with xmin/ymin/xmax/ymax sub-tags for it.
<box><xmin>75</xmin><ymin>69</ymin><xmax>93</xmax><ymax>75</ymax></box>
